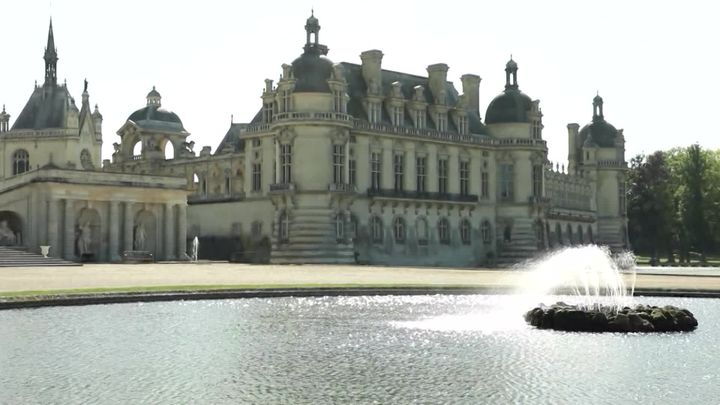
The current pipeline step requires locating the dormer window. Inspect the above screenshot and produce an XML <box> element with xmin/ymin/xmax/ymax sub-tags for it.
<box><xmin>281</xmin><ymin>90</ymin><xmax>292</xmax><ymax>113</ymax></box>
<box><xmin>436</xmin><ymin>113</ymin><xmax>447</xmax><ymax>132</ymax></box>
<box><xmin>263</xmin><ymin>102</ymin><xmax>274</xmax><ymax>123</ymax></box>
<box><xmin>333</xmin><ymin>91</ymin><xmax>345</xmax><ymax>113</ymax></box>
<box><xmin>392</xmin><ymin>106</ymin><xmax>403</xmax><ymax>126</ymax></box>
<box><xmin>531</xmin><ymin>119</ymin><xmax>542</xmax><ymax>139</ymax></box>
<box><xmin>368</xmin><ymin>102</ymin><xmax>381</xmax><ymax>123</ymax></box>
<box><xmin>457</xmin><ymin>115</ymin><xmax>468</xmax><ymax>135</ymax></box>
<box><xmin>413</xmin><ymin>109</ymin><xmax>426</xmax><ymax>129</ymax></box>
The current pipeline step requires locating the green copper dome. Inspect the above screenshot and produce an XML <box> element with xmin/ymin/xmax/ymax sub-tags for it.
<box><xmin>485</xmin><ymin>89</ymin><xmax>532</xmax><ymax>124</ymax></box>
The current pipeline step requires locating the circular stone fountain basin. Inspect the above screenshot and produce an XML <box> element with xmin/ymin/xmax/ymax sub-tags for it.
<box><xmin>525</xmin><ymin>302</ymin><xmax>698</xmax><ymax>332</ymax></box>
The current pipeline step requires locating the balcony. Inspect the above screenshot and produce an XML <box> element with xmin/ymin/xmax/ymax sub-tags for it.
<box><xmin>269</xmin><ymin>183</ymin><xmax>296</xmax><ymax>193</ymax></box>
<box><xmin>366</xmin><ymin>189</ymin><xmax>478</xmax><ymax>203</ymax></box>
<box><xmin>187</xmin><ymin>192</ymin><xmax>246</xmax><ymax>205</ymax></box>
<box><xmin>328</xmin><ymin>183</ymin><xmax>358</xmax><ymax>193</ymax></box>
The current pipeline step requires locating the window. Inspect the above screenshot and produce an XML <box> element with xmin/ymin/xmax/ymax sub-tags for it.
<box><xmin>459</xmin><ymin>161</ymin><xmax>470</xmax><ymax>196</ymax></box>
<box><xmin>252</xmin><ymin>138</ymin><xmax>261</xmax><ymax>148</ymax></box>
<box><xmin>438</xmin><ymin>218</ymin><xmax>450</xmax><ymax>245</ymax></box>
<box><xmin>368</xmin><ymin>102</ymin><xmax>381</xmax><ymax>123</ymax></box>
<box><xmin>392</xmin><ymin>106</ymin><xmax>403</xmax><ymax>126</ymax></box>
<box><xmin>393</xmin><ymin>217</ymin><xmax>406</xmax><ymax>244</ymax></box>
<box><xmin>279</xmin><ymin>211</ymin><xmax>290</xmax><ymax>243</ymax></box>
<box><xmin>201</xmin><ymin>178</ymin><xmax>208</xmax><ymax>196</ymax></box>
<box><xmin>335</xmin><ymin>212</ymin><xmax>345</xmax><ymax>241</ymax></box>
<box><xmin>350</xmin><ymin>215</ymin><xmax>358</xmax><ymax>240</ymax></box>
<box><xmin>587</xmin><ymin>225</ymin><xmax>594</xmax><ymax>244</ymax></box>
<box><xmin>460</xmin><ymin>219</ymin><xmax>471</xmax><ymax>245</ymax></box>
<box><xmin>416</xmin><ymin>156</ymin><xmax>426</xmax><ymax>193</ymax></box>
<box><xmin>413</xmin><ymin>109</ymin><xmax>426</xmax><ymax>129</ymax></box>
<box><xmin>417</xmin><ymin>218</ymin><xmax>428</xmax><ymax>245</ymax></box>
<box><xmin>12</xmin><ymin>150</ymin><xmax>29</xmax><ymax>175</ymax></box>
<box><xmin>577</xmin><ymin>225</ymin><xmax>584</xmax><ymax>244</ymax></box>
<box><xmin>334</xmin><ymin>91</ymin><xmax>344</xmax><ymax>113</ymax></box>
<box><xmin>280</xmin><ymin>144</ymin><xmax>292</xmax><ymax>184</ymax></box>
<box><xmin>481</xmin><ymin>171</ymin><xmax>489</xmax><ymax>199</ymax></box>
<box><xmin>436</xmin><ymin>113</ymin><xmax>447</xmax><ymax>131</ymax></box>
<box><xmin>499</xmin><ymin>163</ymin><xmax>514</xmax><ymax>200</ymax></box>
<box><xmin>481</xmin><ymin>221</ymin><xmax>492</xmax><ymax>244</ymax></box>
<box><xmin>225</xmin><ymin>175</ymin><xmax>231</xmax><ymax>195</ymax></box>
<box><xmin>252</xmin><ymin>163</ymin><xmax>262</xmax><ymax>192</ymax></box>
<box><xmin>251</xmin><ymin>221</ymin><xmax>263</xmax><ymax>239</ymax></box>
<box><xmin>556</xmin><ymin>223</ymin><xmax>563</xmax><ymax>245</ymax></box>
<box><xmin>531</xmin><ymin>119</ymin><xmax>542</xmax><ymax>139</ymax></box>
<box><xmin>348</xmin><ymin>159</ymin><xmax>356</xmax><ymax>186</ymax></box>
<box><xmin>263</xmin><ymin>102</ymin><xmax>274</xmax><ymax>123</ymax></box>
<box><xmin>371</xmin><ymin>216</ymin><xmax>383</xmax><ymax>244</ymax></box>
<box><xmin>532</xmin><ymin>165</ymin><xmax>543</xmax><ymax>197</ymax></box>
<box><xmin>438</xmin><ymin>158</ymin><xmax>448</xmax><ymax>194</ymax></box>
<box><xmin>618</xmin><ymin>181</ymin><xmax>626</xmax><ymax>215</ymax></box>
<box><xmin>393</xmin><ymin>153</ymin><xmax>404</xmax><ymax>192</ymax></box>
<box><xmin>282</xmin><ymin>90</ymin><xmax>291</xmax><ymax>112</ymax></box>
<box><xmin>370</xmin><ymin>152</ymin><xmax>382</xmax><ymax>190</ymax></box>
<box><xmin>333</xmin><ymin>145</ymin><xmax>345</xmax><ymax>184</ymax></box>
<box><xmin>566</xmin><ymin>224</ymin><xmax>573</xmax><ymax>245</ymax></box>
<box><xmin>457</xmin><ymin>115</ymin><xmax>468</xmax><ymax>135</ymax></box>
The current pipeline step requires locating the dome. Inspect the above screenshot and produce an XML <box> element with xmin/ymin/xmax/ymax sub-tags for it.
<box><xmin>506</xmin><ymin>58</ymin><xmax>518</xmax><ymax>70</ymax></box>
<box><xmin>291</xmin><ymin>52</ymin><xmax>334</xmax><ymax>93</ymax></box>
<box><xmin>579</xmin><ymin>119</ymin><xmax>618</xmax><ymax>148</ymax></box>
<box><xmin>485</xmin><ymin>89</ymin><xmax>533</xmax><ymax>124</ymax></box>
<box><xmin>127</xmin><ymin>105</ymin><xmax>186</xmax><ymax>132</ymax></box>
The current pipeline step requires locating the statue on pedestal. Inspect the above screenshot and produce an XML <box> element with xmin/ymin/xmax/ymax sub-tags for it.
<box><xmin>77</xmin><ymin>222</ymin><xmax>92</xmax><ymax>256</ymax></box>
<box><xmin>134</xmin><ymin>223</ymin><xmax>146</xmax><ymax>251</ymax></box>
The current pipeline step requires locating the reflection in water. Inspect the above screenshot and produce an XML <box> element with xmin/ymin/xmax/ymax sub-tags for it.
<box><xmin>0</xmin><ymin>295</ymin><xmax>718</xmax><ymax>404</ymax></box>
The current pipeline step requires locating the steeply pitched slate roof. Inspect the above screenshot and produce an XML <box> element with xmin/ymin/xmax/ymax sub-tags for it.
<box><xmin>339</xmin><ymin>62</ymin><xmax>488</xmax><ymax>135</ymax></box>
<box><xmin>215</xmin><ymin>123</ymin><xmax>246</xmax><ymax>154</ymax></box>
<box><xmin>11</xmin><ymin>85</ymin><xmax>73</xmax><ymax>130</ymax></box>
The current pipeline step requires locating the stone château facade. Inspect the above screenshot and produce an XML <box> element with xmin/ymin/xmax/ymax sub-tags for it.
<box><xmin>0</xmin><ymin>15</ymin><xmax>629</xmax><ymax>266</ymax></box>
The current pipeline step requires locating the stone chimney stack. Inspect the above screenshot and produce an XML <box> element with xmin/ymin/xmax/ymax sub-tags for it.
<box><xmin>567</xmin><ymin>123</ymin><xmax>580</xmax><ymax>170</ymax></box>
<box><xmin>427</xmin><ymin>64</ymin><xmax>449</xmax><ymax>104</ymax></box>
<box><xmin>460</xmin><ymin>74</ymin><xmax>481</xmax><ymax>115</ymax></box>
<box><xmin>360</xmin><ymin>50</ymin><xmax>384</xmax><ymax>95</ymax></box>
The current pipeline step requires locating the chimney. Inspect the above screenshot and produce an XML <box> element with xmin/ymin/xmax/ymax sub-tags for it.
<box><xmin>460</xmin><ymin>74</ymin><xmax>481</xmax><ymax>115</ymax></box>
<box><xmin>360</xmin><ymin>50</ymin><xmax>383</xmax><ymax>95</ymax></box>
<box><xmin>567</xmin><ymin>123</ymin><xmax>580</xmax><ymax>170</ymax></box>
<box><xmin>427</xmin><ymin>64</ymin><xmax>449</xmax><ymax>104</ymax></box>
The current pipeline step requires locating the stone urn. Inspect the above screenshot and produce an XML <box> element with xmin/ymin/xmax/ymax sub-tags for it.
<box><xmin>40</xmin><ymin>245</ymin><xmax>51</xmax><ymax>258</ymax></box>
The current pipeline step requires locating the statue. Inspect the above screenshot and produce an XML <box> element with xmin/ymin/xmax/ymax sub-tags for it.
<box><xmin>134</xmin><ymin>223</ymin><xmax>146</xmax><ymax>251</ymax></box>
<box><xmin>83</xmin><ymin>79</ymin><xmax>88</xmax><ymax>93</ymax></box>
<box><xmin>191</xmin><ymin>236</ymin><xmax>199</xmax><ymax>261</ymax></box>
<box><xmin>77</xmin><ymin>222</ymin><xmax>92</xmax><ymax>255</ymax></box>
<box><xmin>113</xmin><ymin>143</ymin><xmax>121</xmax><ymax>153</ymax></box>
<box><xmin>0</xmin><ymin>220</ymin><xmax>16</xmax><ymax>246</ymax></box>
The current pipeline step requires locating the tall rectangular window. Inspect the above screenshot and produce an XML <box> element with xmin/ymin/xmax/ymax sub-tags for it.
<box><xmin>618</xmin><ymin>181</ymin><xmax>626</xmax><ymax>215</ymax></box>
<box><xmin>436</xmin><ymin>113</ymin><xmax>447</xmax><ymax>131</ymax></box>
<box><xmin>349</xmin><ymin>159</ymin><xmax>356</xmax><ymax>186</ymax></box>
<box><xmin>457</xmin><ymin>116</ymin><xmax>468</xmax><ymax>134</ymax></box>
<box><xmin>368</xmin><ymin>103</ymin><xmax>381</xmax><ymax>123</ymax></box>
<box><xmin>263</xmin><ymin>102</ymin><xmax>274</xmax><ymax>123</ymax></box>
<box><xmin>481</xmin><ymin>171</ymin><xmax>489</xmax><ymax>199</ymax></box>
<box><xmin>280</xmin><ymin>144</ymin><xmax>292</xmax><ymax>184</ymax></box>
<box><xmin>416</xmin><ymin>156</ymin><xmax>426</xmax><ymax>193</ymax></box>
<box><xmin>499</xmin><ymin>163</ymin><xmax>514</xmax><ymax>200</ymax></box>
<box><xmin>334</xmin><ymin>91</ymin><xmax>344</xmax><ymax>113</ymax></box>
<box><xmin>252</xmin><ymin>163</ymin><xmax>262</xmax><ymax>192</ymax></box>
<box><xmin>438</xmin><ymin>158</ymin><xmax>448</xmax><ymax>194</ymax></box>
<box><xmin>333</xmin><ymin>145</ymin><xmax>345</xmax><ymax>184</ymax></box>
<box><xmin>370</xmin><ymin>152</ymin><xmax>382</xmax><ymax>190</ymax></box>
<box><xmin>282</xmin><ymin>91</ymin><xmax>291</xmax><ymax>112</ymax></box>
<box><xmin>225</xmin><ymin>176</ymin><xmax>231</xmax><ymax>195</ymax></box>
<box><xmin>394</xmin><ymin>153</ymin><xmax>404</xmax><ymax>192</ymax></box>
<box><xmin>393</xmin><ymin>106</ymin><xmax>403</xmax><ymax>126</ymax></box>
<box><xmin>532</xmin><ymin>165</ymin><xmax>543</xmax><ymax>197</ymax></box>
<box><xmin>459</xmin><ymin>161</ymin><xmax>470</xmax><ymax>196</ymax></box>
<box><xmin>414</xmin><ymin>110</ymin><xmax>425</xmax><ymax>129</ymax></box>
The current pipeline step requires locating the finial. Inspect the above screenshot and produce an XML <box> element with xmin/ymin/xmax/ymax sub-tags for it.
<box><xmin>231</xmin><ymin>114</ymin><xmax>234</xmax><ymax>124</ymax></box>
<box><xmin>510</xmin><ymin>53</ymin><xmax>513</xmax><ymax>60</ymax></box>
<box><xmin>2</xmin><ymin>104</ymin><xmax>5</xmax><ymax>113</ymax></box>
<box><xmin>83</xmin><ymin>78</ymin><xmax>88</xmax><ymax>93</ymax></box>
<box><xmin>311</xmin><ymin>7</ymin><xmax>314</xmax><ymax>16</ymax></box>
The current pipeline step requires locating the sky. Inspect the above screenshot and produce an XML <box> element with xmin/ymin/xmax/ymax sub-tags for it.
<box><xmin>1</xmin><ymin>0</ymin><xmax>719</xmax><ymax>165</ymax></box>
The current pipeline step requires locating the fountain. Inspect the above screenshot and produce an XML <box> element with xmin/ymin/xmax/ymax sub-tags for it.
<box><xmin>521</xmin><ymin>245</ymin><xmax>698</xmax><ymax>332</ymax></box>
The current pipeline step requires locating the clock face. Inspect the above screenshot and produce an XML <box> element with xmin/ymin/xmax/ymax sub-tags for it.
<box><xmin>80</xmin><ymin>149</ymin><xmax>94</xmax><ymax>170</ymax></box>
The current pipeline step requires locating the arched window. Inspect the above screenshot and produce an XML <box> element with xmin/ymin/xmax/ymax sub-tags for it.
<box><xmin>556</xmin><ymin>223</ymin><xmax>563</xmax><ymax>245</ymax></box>
<box><xmin>335</xmin><ymin>212</ymin><xmax>345</xmax><ymax>241</ymax></box>
<box><xmin>393</xmin><ymin>217</ymin><xmax>406</xmax><ymax>244</ymax></box>
<box><xmin>577</xmin><ymin>224</ymin><xmax>584</xmax><ymax>245</ymax></box>
<box><xmin>438</xmin><ymin>218</ymin><xmax>450</xmax><ymax>245</ymax></box>
<box><xmin>417</xmin><ymin>217</ymin><xmax>428</xmax><ymax>245</ymax></box>
<box><xmin>481</xmin><ymin>220</ymin><xmax>492</xmax><ymax>244</ymax></box>
<box><xmin>460</xmin><ymin>219</ymin><xmax>471</xmax><ymax>245</ymax></box>
<box><xmin>12</xmin><ymin>149</ymin><xmax>29</xmax><ymax>175</ymax></box>
<box><xmin>371</xmin><ymin>216</ymin><xmax>383</xmax><ymax>244</ymax></box>
<box><xmin>566</xmin><ymin>224</ymin><xmax>573</xmax><ymax>245</ymax></box>
<box><xmin>278</xmin><ymin>211</ymin><xmax>289</xmax><ymax>243</ymax></box>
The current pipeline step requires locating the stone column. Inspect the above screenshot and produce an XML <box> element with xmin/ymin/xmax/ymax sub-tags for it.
<box><xmin>47</xmin><ymin>199</ymin><xmax>59</xmax><ymax>257</ymax></box>
<box><xmin>164</xmin><ymin>203</ymin><xmax>175</xmax><ymax>260</ymax></box>
<box><xmin>63</xmin><ymin>199</ymin><xmax>75</xmax><ymax>260</ymax></box>
<box><xmin>123</xmin><ymin>202</ymin><xmax>133</xmax><ymax>253</ymax></box>
<box><xmin>177</xmin><ymin>203</ymin><xmax>187</xmax><ymax>259</ymax></box>
<box><xmin>109</xmin><ymin>201</ymin><xmax>120</xmax><ymax>261</ymax></box>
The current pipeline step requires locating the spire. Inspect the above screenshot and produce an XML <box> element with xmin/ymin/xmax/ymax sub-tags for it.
<box><xmin>44</xmin><ymin>19</ymin><xmax>58</xmax><ymax>86</ymax></box>
<box><xmin>593</xmin><ymin>93</ymin><xmax>604</xmax><ymax>121</ymax></box>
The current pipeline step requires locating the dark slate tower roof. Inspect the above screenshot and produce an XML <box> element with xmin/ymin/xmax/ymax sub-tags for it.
<box><xmin>291</xmin><ymin>11</ymin><xmax>334</xmax><ymax>93</ymax></box>
<box><xmin>11</xmin><ymin>20</ymin><xmax>75</xmax><ymax>131</ymax></box>
<box><xmin>485</xmin><ymin>58</ymin><xmax>533</xmax><ymax>124</ymax></box>
<box><xmin>578</xmin><ymin>95</ymin><xmax>619</xmax><ymax>147</ymax></box>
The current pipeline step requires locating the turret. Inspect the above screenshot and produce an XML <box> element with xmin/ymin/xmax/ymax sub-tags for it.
<box><xmin>44</xmin><ymin>19</ymin><xmax>58</xmax><ymax>86</ymax></box>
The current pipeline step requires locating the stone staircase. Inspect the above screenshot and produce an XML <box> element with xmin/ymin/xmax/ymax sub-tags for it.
<box><xmin>0</xmin><ymin>246</ymin><xmax>80</xmax><ymax>267</ymax></box>
<box><xmin>496</xmin><ymin>226</ymin><xmax>540</xmax><ymax>267</ymax></box>
<box><xmin>271</xmin><ymin>206</ymin><xmax>355</xmax><ymax>264</ymax></box>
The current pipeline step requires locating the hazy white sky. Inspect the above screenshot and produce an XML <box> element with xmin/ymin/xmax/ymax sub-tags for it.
<box><xmin>1</xmin><ymin>0</ymin><xmax>719</xmax><ymax>164</ymax></box>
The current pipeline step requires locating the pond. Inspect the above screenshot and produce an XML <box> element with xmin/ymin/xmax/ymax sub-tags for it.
<box><xmin>1</xmin><ymin>295</ymin><xmax>718</xmax><ymax>404</ymax></box>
